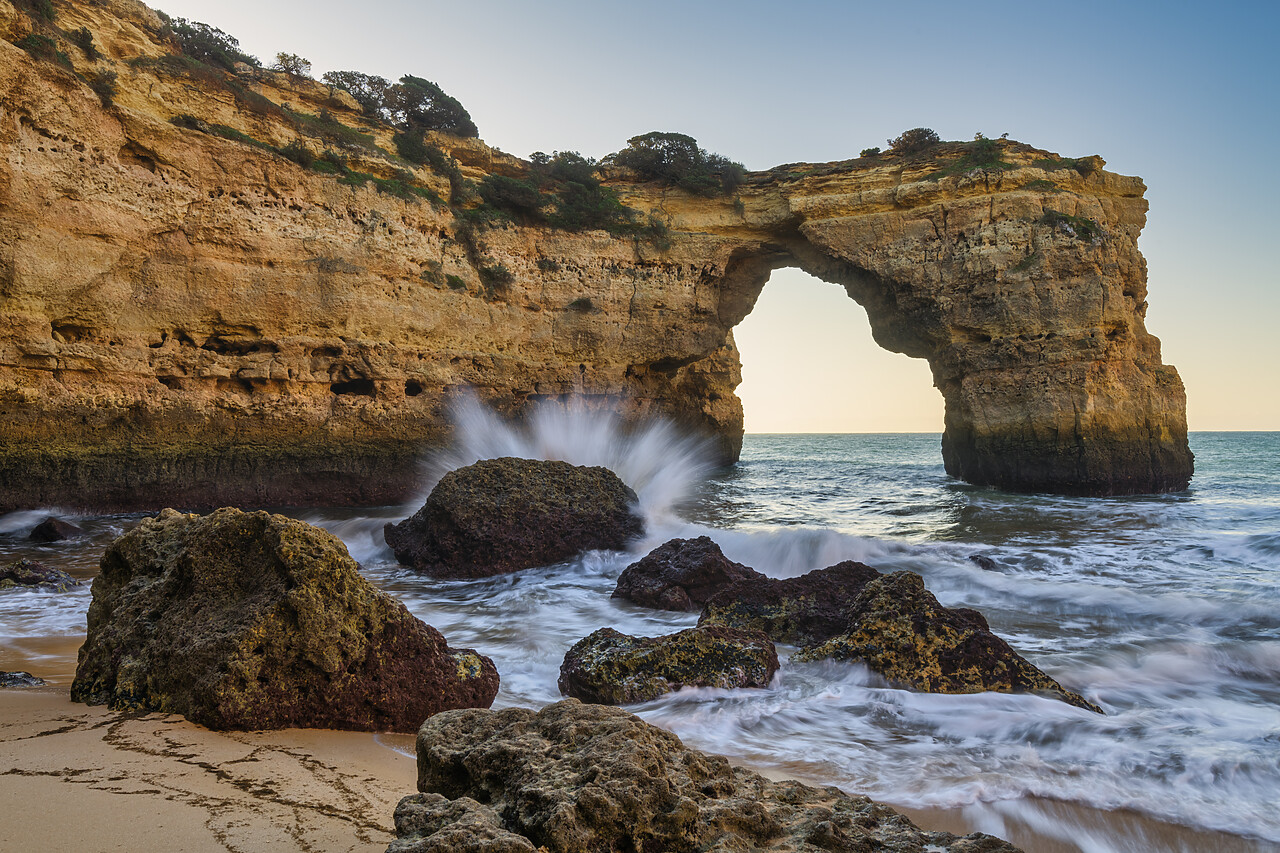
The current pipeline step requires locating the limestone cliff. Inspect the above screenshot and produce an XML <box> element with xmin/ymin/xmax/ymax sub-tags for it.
<box><xmin>0</xmin><ymin>0</ymin><xmax>1193</xmax><ymax>509</ymax></box>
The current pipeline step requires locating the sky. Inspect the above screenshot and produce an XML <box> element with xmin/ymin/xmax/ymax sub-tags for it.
<box><xmin>155</xmin><ymin>0</ymin><xmax>1280</xmax><ymax>432</ymax></box>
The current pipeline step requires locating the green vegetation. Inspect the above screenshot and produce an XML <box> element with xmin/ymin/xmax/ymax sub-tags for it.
<box><xmin>859</xmin><ymin>147</ymin><xmax>881</xmax><ymax>158</ymax></box>
<box><xmin>69</xmin><ymin>27</ymin><xmax>97</xmax><ymax>60</ymax></box>
<box><xmin>271</xmin><ymin>52</ymin><xmax>311</xmax><ymax>78</ymax></box>
<box><xmin>88</xmin><ymin>70</ymin><xmax>117</xmax><ymax>108</ymax></box>
<box><xmin>385</xmin><ymin>75</ymin><xmax>477</xmax><ymax>137</ymax></box>
<box><xmin>478</xmin><ymin>263</ymin><xmax>514</xmax><ymax>298</ymax></box>
<box><xmin>887</xmin><ymin>127</ymin><xmax>940</xmax><ymax>155</ymax></box>
<box><xmin>1023</xmin><ymin>179</ymin><xmax>1060</xmax><ymax>192</ymax></box>
<box><xmin>14</xmin><ymin>0</ymin><xmax>56</xmax><ymax>21</ymax></box>
<box><xmin>925</xmin><ymin>135</ymin><xmax>1017</xmax><ymax>181</ymax></box>
<box><xmin>612</xmin><ymin>132</ymin><xmax>745</xmax><ymax>195</ymax></box>
<box><xmin>1011</xmin><ymin>251</ymin><xmax>1040</xmax><ymax>273</ymax></box>
<box><xmin>1040</xmin><ymin>209</ymin><xmax>1101</xmax><ymax>241</ymax></box>
<box><xmin>321</xmin><ymin>71</ymin><xmax>389</xmax><ymax>118</ymax></box>
<box><xmin>445</xmin><ymin>274</ymin><xmax>467</xmax><ymax>290</ymax></box>
<box><xmin>478</xmin><ymin>175</ymin><xmax>546</xmax><ymax>224</ymax></box>
<box><xmin>536</xmin><ymin>258</ymin><xmax>561</xmax><ymax>273</ymax></box>
<box><xmin>170</xmin><ymin>18</ymin><xmax>260</xmax><ymax>71</ymax></box>
<box><xmin>567</xmin><ymin>297</ymin><xmax>594</xmax><ymax>311</ymax></box>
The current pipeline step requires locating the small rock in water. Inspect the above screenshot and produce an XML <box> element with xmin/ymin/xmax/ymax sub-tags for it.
<box><xmin>71</xmin><ymin>507</ymin><xmax>499</xmax><ymax>731</ymax></box>
<box><xmin>384</xmin><ymin>457</ymin><xmax>644</xmax><ymax>578</ymax></box>
<box><xmin>388</xmin><ymin>699</ymin><xmax>1025</xmax><ymax>852</ymax></box>
<box><xmin>28</xmin><ymin>516</ymin><xmax>84</xmax><ymax>542</ymax></box>
<box><xmin>698</xmin><ymin>558</ymin><xmax>881</xmax><ymax>646</ymax></box>
<box><xmin>612</xmin><ymin>535</ymin><xmax>762</xmax><ymax>611</ymax></box>
<box><xmin>1</xmin><ymin>671</ymin><xmax>46</xmax><ymax>687</ymax></box>
<box><xmin>0</xmin><ymin>558</ymin><xmax>80</xmax><ymax>591</ymax></box>
<box><xmin>558</xmin><ymin>625</ymin><xmax>779</xmax><ymax>705</ymax></box>
<box><xmin>968</xmin><ymin>553</ymin><xmax>998</xmax><ymax>570</ymax></box>
<box><xmin>796</xmin><ymin>571</ymin><xmax>1104</xmax><ymax>713</ymax></box>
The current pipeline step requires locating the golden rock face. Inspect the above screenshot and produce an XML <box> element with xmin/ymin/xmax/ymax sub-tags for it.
<box><xmin>0</xmin><ymin>0</ymin><xmax>1191</xmax><ymax>508</ymax></box>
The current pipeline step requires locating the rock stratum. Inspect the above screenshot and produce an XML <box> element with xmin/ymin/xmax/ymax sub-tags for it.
<box><xmin>0</xmin><ymin>0</ymin><xmax>1193</xmax><ymax>509</ymax></box>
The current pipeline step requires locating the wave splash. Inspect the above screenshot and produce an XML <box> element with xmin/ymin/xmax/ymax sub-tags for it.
<box><xmin>411</xmin><ymin>395</ymin><xmax>716</xmax><ymax>524</ymax></box>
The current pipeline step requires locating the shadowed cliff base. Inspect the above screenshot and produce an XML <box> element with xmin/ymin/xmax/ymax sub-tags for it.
<box><xmin>0</xmin><ymin>0</ymin><xmax>1192</xmax><ymax>507</ymax></box>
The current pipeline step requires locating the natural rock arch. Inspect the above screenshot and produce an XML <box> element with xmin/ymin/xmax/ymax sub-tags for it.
<box><xmin>0</xmin><ymin>19</ymin><xmax>1191</xmax><ymax>507</ymax></box>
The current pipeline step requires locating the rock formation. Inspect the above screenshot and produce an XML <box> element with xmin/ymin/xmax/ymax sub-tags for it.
<box><xmin>384</xmin><ymin>457</ymin><xmax>643</xmax><ymax>577</ymax></box>
<box><xmin>698</xmin><ymin>558</ymin><xmax>882</xmax><ymax>647</ymax></box>
<box><xmin>391</xmin><ymin>699</ymin><xmax>1023</xmax><ymax>852</ymax></box>
<box><xmin>558</xmin><ymin>625</ymin><xmax>779</xmax><ymax>704</ymax></box>
<box><xmin>795</xmin><ymin>571</ymin><xmax>1102</xmax><ymax>713</ymax></box>
<box><xmin>28</xmin><ymin>516</ymin><xmax>82</xmax><ymax>541</ymax></box>
<box><xmin>1</xmin><ymin>670</ymin><xmax>46</xmax><ymax>686</ymax></box>
<box><xmin>612</xmin><ymin>535</ymin><xmax>762</xmax><ymax>611</ymax></box>
<box><xmin>0</xmin><ymin>0</ymin><xmax>1192</xmax><ymax>509</ymax></box>
<box><xmin>71</xmin><ymin>507</ymin><xmax>500</xmax><ymax>731</ymax></box>
<box><xmin>0</xmin><ymin>557</ymin><xmax>79</xmax><ymax>590</ymax></box>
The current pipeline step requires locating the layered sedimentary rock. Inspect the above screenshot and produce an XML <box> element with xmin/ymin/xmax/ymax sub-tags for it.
<box><xmin>0</xmin><ymin>0</ymin><xmax>1192</xmax><ymax>509</ymax></box>
<box><xmin>391</xmin><ymin>699</ymin><xmax>1023</xmax><ymax>852</ymax></box>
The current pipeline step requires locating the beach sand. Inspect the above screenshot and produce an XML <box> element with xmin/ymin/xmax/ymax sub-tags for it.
<box><xmin>3</xmin><ymin>685</ymin><xmax>1276</xmax><ymax>853</ymax></box>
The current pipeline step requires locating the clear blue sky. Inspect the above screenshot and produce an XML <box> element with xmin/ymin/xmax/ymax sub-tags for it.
<box><xmin>157</xmin><ymin>0</ymin><xmax>1280</xmax><ymax>431</ymax></box>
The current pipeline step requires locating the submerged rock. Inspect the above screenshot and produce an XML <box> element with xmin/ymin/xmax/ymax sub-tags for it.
<box><xmin>1</xmin><ymin>671</ymin><xmax>46</xmax><ymax>687</ymax></box>
<box><xmin>385</xmin><ymin>457</ymin><xmax>644</xmax><ymax>578</ymax></box>
<box><xmin>28</xmin><ymin>516</ymin><xmax>83</xmax><ymax>542</ymax></box>
<box><xmin>390</xmin><ymin>699</ymin><xmax>1023</xmax><ymax>853</ymax></box>
<box><xmin>796</xmin><ymin>571</ymin><xmax>1103</xmax><ymax>713</ymax></box>
<box><xmin>71</xmin><ymin>507</ymin><xmax>499</xmax><ymax>731</ymax></box>
<box><xmin>698</xmin><ymin>559</ymin><xmax>882</xmax><ymax>646</ymax></box>
<box><xmin>612</xmin><ymin>536</ymin><xmax>762</xmax><ymax>611</ymax></box>
<box><xmin>0</xmin><ymin>558</ymin><xmax>80</xmax><ymax>591</ymax></box>
<box><xmin>558</xmin><ymin>625</ymin><xmax>778</xmax><ymax>705</ymax></box>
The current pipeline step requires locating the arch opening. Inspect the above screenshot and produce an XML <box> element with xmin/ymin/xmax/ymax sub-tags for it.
<box><xmin>733</xmin><ymin>268</ymin><xmax>943</xmax><ymax>434</ymax></box>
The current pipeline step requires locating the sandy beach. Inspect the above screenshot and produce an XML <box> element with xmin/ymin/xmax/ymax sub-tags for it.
<box><xmin>5</xmin><ymin>683</ymin><xmax>1277</xmax><ymax>853</ymax></box>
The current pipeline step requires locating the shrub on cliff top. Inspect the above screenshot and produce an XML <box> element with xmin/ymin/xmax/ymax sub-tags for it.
<box><xmin>478</xmin><ymin>175</ymin><xmax>548</xmax><ymax>224</ymax></box>
<box><xmin>271</xmin><ymin>52</ymin><xmax>312</xmax><ymax>78</ymax></box>
<box><xmin>613</xmin><ymin>131</ymin><xmax>745</xmax><ymax>196</ymax></box>
<box><xmin>322</xmin><ymin>70</ymin><xmax>390</xmax><ymax>118</ymax></box>
<box><xmin>385</xmin><ymin>75</ymin><xmax>478</xmax><ymax>138</ymax></box>
<box><xmin>170</xmin><ymin>18</ymin><xmax>260</xmax><ymax>71</ymax></box>
<box><xmin>887</xmin><ymin>127</ymin><xmax>940</xmax><ymax>155</ymax></box>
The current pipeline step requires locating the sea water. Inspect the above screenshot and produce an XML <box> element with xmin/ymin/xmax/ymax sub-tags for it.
<box><xmin>2</xmin><ymin>413</ymin><xmax>1277</xmax><ymax>851</ymax></box>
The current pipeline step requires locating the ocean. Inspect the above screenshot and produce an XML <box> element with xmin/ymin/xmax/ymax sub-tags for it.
<box><xmin>2</xmin><ymin>415</ymin><xmax>1278</xmax><ymax>853</ymax></box>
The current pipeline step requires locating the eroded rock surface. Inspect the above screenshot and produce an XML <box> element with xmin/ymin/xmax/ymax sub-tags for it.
<box><xmin>558</xmin><ymin>626</ymin><xmax>779</xmax><ymax>705</ymax></box>
<box><xmin>699</xmin><ymin>559</ymin><xmax>882</xmax><ymax>646</ymax></box>
<box><xmin>0</xmin><ymin>558</ymin><xmax>79</xmax><ymax>591</ymax></box>
<box><xmin>71</xmin><ymin>507</ymin><xmax>499</xmax><ymax>730</ymax></box>
<box><xmin>796</xmin><ymin>571</ymin><xmax>1102</xmax><ymax>712</ymax></box>
<box><xmin>384</xmin><ymin>457</ymin><xmax>643</xmax><ymax>577</ymax></box>
<box><xmin>1</xmin><ymin>671</ymin><xmax>46</xmax><ymax>687</ymax></box>
<box><xmin>392</xmin><ymin>699</ymin><xmax>1022</xmax><ymax>852</ymax></box>
<box><xmin>612</xmin><ymin>536</ymin><xmax>762</xmax><ymax>611</ymax></box>
<box><xmin>0</xmin><ymin>0</ymin><xmax>1191</xmax><ymax>508</ymax></box>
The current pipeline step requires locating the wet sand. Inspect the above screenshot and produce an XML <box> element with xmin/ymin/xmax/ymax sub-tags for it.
<box><xmin>3</xmin><ymin>685</ymin><xmax>1277</xmax><ymax>853</ymax></box>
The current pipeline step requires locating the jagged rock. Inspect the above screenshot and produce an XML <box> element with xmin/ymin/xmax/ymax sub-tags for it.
<box><xmin>698</xmin><ymin>559</ymin><xmax>882</xmax><ymax>646</ymax></box>
<box><xmin>796</xmin><ymin>571</ymin><xmax>1103</xmax><ymax>713</ymax></box>
<box><xmin>28</xmin><ymin>517</ymin><xmax>84</xmax><ymax>542</ymax></box>
<box><xmin>1</xmin><ymin>671</ymin><xmax>46</xmax><ymax>687</ymax></box>
<box><xmin>0</xmin><ymin>558</ymin><xmax>80</xmax><ymax>591</ymax></box>
<box><xmin>385</xmin><ymin>457</ymin><xmax>644</xmax><ymax>578</ymax></box>
<box><xmin>387</xmin><ymin>793</ymin><xmax>535</xmax><ymax>853</ymax></box>
<box><xmin>558</xmin><ymin>626</ymin><xmax>779</xmax><ymax>705</ymax></box>
<box><xmin>612</xmin><ymin>536</ymin><xmax>762</xmax><ymax>611</ymax></box>
<box><xmin>393</xmin><ymin>699</ymin><xmax>1023</xmax><ymax>853</ymax></box>
<box><xmin>0</xmin><ymin>1</ymin><xmax>1190</xmax><ymax>510</ymax></box>
<box><xmin>71</xmin><ymin>507</ymin><xmax>499</xmax><ymax>731</ymax></box>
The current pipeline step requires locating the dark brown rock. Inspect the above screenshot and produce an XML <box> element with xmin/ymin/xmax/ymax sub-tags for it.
<box><xmin>388</xmin><ymin>793</ymin><xmax>535</xmax><ymax>853</ymax></box>
<box><xmin>392</xmin><ymin>699</ymin><xmax>1023</xmax><ymax>853</ymax></box>
<box><xmin>1</xmin><ymin>671</ymin><xmax>46</xmax><ymax>687</ymax></box>
<box><xmin>28</xmin><ymin>516</ymin><xmax>83</xmax><ymax>542</ymax></box>
<box><xmin>796</xmin><ymin>571</ymin><xmax>1103</xmax><ymax>713</ymax></box>
<box><xmin>71</xmin><ymin>507</ymin><xmax>500</xmax><ymax>731</ymax></box>
<box><xmin>698</xmin><ymin>559</ymin><xmax>882</xmax><ymax>646</ymax></box>
<box><xmin>558</xmin><ymin>625</ymin><xmax>779</xmax><ymax>705</ymax></box>
<box><xmin>385</xmin><ymin>457</ymin><xmax>644</xmax><ymax>578</ymax></box>
<box><xmin>0</xmin><ymin>558</ymin><xmax>80</xmax><ymax>591</ymax></box>
<box><xmin>612</xmin><ymin>536</ymin><xmax>762</xmax><ymax>611</ymax></box>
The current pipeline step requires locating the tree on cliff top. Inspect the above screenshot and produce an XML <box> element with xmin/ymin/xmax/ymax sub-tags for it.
<box><xmin>613</xmin><ymin>132</ymin><xmax>745</xmax><ymax>195</ymax></box>
<box><xmin>322</xmin><ymin>71</ymin><xmax>390</xmax><ymax>118</ymax></box>
<box><xmin>887</xmin><ymin>127</ymin><xmax>940</xmax><ymax>155</ymax></box>
<box><xmin>385</xmin><ymin>76</ymin><xmax>478</xmax><ymax>138</ymax></box>
<box><xmin>170</xmin><ymin>18</ymin><xmax>260</xmax><ymax>71</ymax></box>
<box><xmin>271</xmin><ymin>52</ymin><xmax>312</xmax><ymax>79</ymax></box>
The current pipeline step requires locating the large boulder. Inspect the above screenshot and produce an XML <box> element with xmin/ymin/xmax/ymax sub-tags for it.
<box><xmin>385</xmin><ymin>457</ymin><xmax>644</xmax><ymax>578</ymax></box>
<box><xmin>611</xmin><ymin>536</ymin><xmax>762</xmax><ymax>611</ymax></box>
<box><xmin>796</xmin><ymin>571</ymin><xmax>1103</xmax><ymax>713</ymax></box>
<box><xmin>28</xmin><ymin>516</ymin><xmax>83</xmax><ymax>542</ymax></box>
<box><xmin>558</xmin><ymin>626</ymin><xmax>778</xmax><ymax>705</ymax></box>
<box><xmin>698</xmin><ymin>559</ymin><xmax>882</xmax><ymax>646</ymax></box>
<box><xmin>0</xmin><ymin>558</ymin><xmax>79</xmax><ymax>591</ymax></box>
<box><xmin>389</xmin><ymin>699</ymin><xmax>1023</xmax><ymax>853</ymax></box>
<box><xmin>71</xmin><ymin>508</ymin><xmax>500</xmax><ymax>731</ymax></box>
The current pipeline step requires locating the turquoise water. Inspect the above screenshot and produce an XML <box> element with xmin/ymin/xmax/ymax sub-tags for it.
<box><xmin>2</xmin><ymin>424</ymin><xmax>1278</xmax><ymax>851</ymax></box>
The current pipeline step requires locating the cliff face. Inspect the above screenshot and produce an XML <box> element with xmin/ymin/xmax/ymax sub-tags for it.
<box><xmin>0</xmin><ymin>0</ymin><xmax>1192</xmax><ymax>509</ymax></box>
